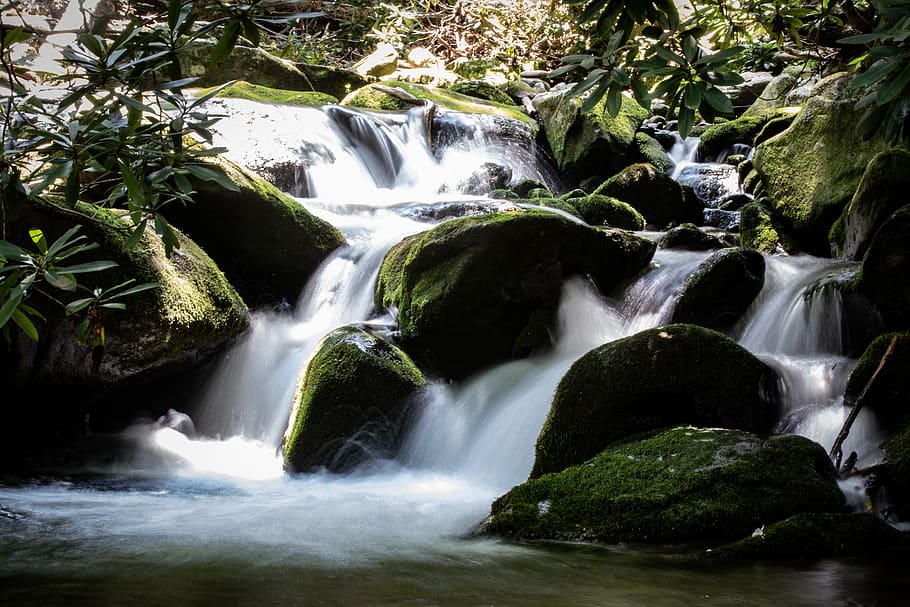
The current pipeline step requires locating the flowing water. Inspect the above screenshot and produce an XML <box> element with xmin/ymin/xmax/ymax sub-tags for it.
<box><xmin>1</xmin><ymin>102</ymin><xmax>904</xmax><ymax>605</ymax></box>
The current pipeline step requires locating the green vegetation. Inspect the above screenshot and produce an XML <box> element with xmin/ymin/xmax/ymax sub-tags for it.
<box><xmin>196</xmin><ymin>80</ymin><xmax>338</xmax><ymax>105</ymax></box>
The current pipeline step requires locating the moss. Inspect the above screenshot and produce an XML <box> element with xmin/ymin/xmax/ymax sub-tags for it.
<box><xmin>740</xmin><ymin>202</ymin><xmax>784</xmax><ymax>253</ymax></box>
<box><xmin>484</xmin><ymin>427</ymin><xmax>845</xmax><ymax>544</ymax></box>
<box><xmin>375</xmin><ymin>233</ymin><xmax>423</xmax><ymax>311</ymax></box>
<box><xmin>283</xmin><ymin>326</ymin><xmax>426</xmax><ymax>473</ymax></box>
<box><xmin>698</xmin><ymin>108</ymin><xmax>798</xmax><ymax>160</ymax></box>
<box><xmin>565</xmin><ymin>194</ymin><xmax>645</xmax><ymax>230</ymax></box>
<box><xmin>519</xmin><ymin>197</ymin><xmax>583</xmax><ymax>219</ymax></box>
<box><xmin>593</xmin><ymin>163</ymin><xmax>702</xmax><ymax>228</ymax></box>
<box><xmin>195</xmin><ymin>80</ymin><xmax>337</xmax><ymax>105</ymax></box>
<box><xmin>659</xmin><ymin>225</ymin><xmax>727</xmax><ymax>251</ymax></box>
<box><xmin>710</xmin><ymin>513</ymin><xmax>905</xmax><ymax>559</ymax></box>
<box><xmin>844</xmin><ymin>333</ymin><xmax>910</xmax><ymax>431</ymax></box>
<box><xmin>511</xmin><ymin>178</ymin><xmax>549</xmax><ymax>198</ymax></box>
<box><xmin>341</xmin><ymin>81</ymin><xmax>537</xmax><ymax>130</ymax></box>
<box><xmin>448</xmin><ymin>80</ymin><xmax>515</xmax><ymax>105</ymax></box>
<box><xmin>632</xmin><ymin>132</ymin><xmax>674</xmax><ymax>173</ymax></box>
<box><xmin>532</xmin><ymin>324</ymin><xmax>780</xmax><ymax>477</ymax></box>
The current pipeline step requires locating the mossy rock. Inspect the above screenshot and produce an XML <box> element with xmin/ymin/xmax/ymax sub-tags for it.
<box><xmin>879</xmin><ymin>422</ymin><xmax>910</xmax><ymax>521</ymax></box>
<box><xmin>740</xmin><ymin>202</ymin><xmax>799</xmax><ymax>254</ymax></box>
<box><xmin>532</xmin><ymin>324</ymin><xmax>780</xmax><ymax>477</ymax></box>
<box><xmin>180</xmin><ymin>45</ymin><xmax>367</xmax><ymax>99</ymax></box>
<box><xmin>519</xmin><ymin>197</ymin><xmax>583</xmax><ymax>219</ymax></box>
<box><xmin>166</xmin><ymin>155</ymin><xmax>346</xmax><ymax>307</ymax></box>
<box><xmin>511</xmin><ymin>178</ymin><xmax>549</xmax><ymax>198</ymax></box>
<box><xmin>594</xmin><ymin>163</ymin><xmax>703</xmax><ymax>228</ymax></box>
<box><xmin>448</xmin><ymin>80</ymin><xmax>515</xmax><ymax>105</ymax></box>
<box><xmin>375</xmin><ymin>210</ymin><xmax>656</xmax><ymax>378</ymax></box>
<box><xmin>632</xmin><ymin>132</ymin><xmax>674</xmax><ymax>173</ymax></box>
<box><xmin>856</xmin><ymin>205</ymin><xmax>910</xmax><ymax>330</ymax></box>
<box><xmin>844</xmin><ymin>332</ymin><xmax>910</xmax><ymax>432</ymax></box>
<box><xmin>834</xmin><ymin>148</ymin><xmax>910</xmax><ymax>260</ymax></box>
<box><xmin>710</xmin><ymin>513</ymin><xmax>906</xmax><ymax>559</ymax></box>
<box><xmin>484</xmin><ymin>427</ymin><xmax>845</xmax><ymax>544</ymax></box>
<box><xmin>340</xmin><ymin>81</ymin><xmax>536</xmax><ymax>131</ymax></box>
<box><xmin>196</xmin><ymin>80</ymin><xmax>337</xmax><ymax>106</ymax></box>
<box><xmin>659</xmin><ymin>225</ymin><xmax>729</xmax><ymax>251</ymax></box>
<box><xmin>698</xmin><ymin>108</ymin><xmax>798</xmax><ymax>160</ymax></box>
<box><xmin>3</xmin><ymin>199</ymin><xmax>249</xmax><ymax>394</ymax></box>
<box><xmin>532</xmin><ymin>87</ymin><xmax>649</xmax><ymax>183</ymax></box>
<box><xmin>564</xmin><ymin>194</ymin><xmax>645</xmax><ymax>230</ymax></box>
<box><xmin>283</xmin><ymin>326</ymin><xmax>426</xmax><ymax>473</ymax></box>
<box><xmin>670</xmin><ymin>248</ymin><xmax>765</xmax><ymax>332</ymax></box>
<box><xmin>752</xmin><ymin>73</ymin><xmax>891</xmax><ymax>255</ymax></box>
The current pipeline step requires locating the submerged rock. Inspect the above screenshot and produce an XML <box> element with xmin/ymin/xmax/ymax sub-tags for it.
<box><xmin>283</xmin><ymin>326</ymin><xmax>426</xmax><ymax>473</ymax></box>
<box><xmin>532</xmin><ymin>324</ymin><xmax>780</xmax><ymax>477</ymax></box>
<box><xmin>594</xmin><ymin>163</ymin><xmax>703</xmax><ymax>228</ymax></box>
<box><xmin>167</xmin><ymin>155</ymin><xmax>346</xmax><ymax>307</ymax></box>
<box><xmin>483</xmin><ymin>427</ymin><xmax>844</xmax><ymax>544</ymax></box>
<box><xmin>375</xmin><ymin>210</ymin><xmax>656</xmax><ymax>378</ymax></box>
<box><xmin>671</xmin><ymin>248</ymin><xmax>765</xmax><ymax>332</ymax></box>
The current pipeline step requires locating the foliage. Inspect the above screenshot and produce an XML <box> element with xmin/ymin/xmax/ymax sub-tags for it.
<box><xmin>0</xmin><ymin>0</ymin><xmax>318</xmax><ymax>341</ymax></box>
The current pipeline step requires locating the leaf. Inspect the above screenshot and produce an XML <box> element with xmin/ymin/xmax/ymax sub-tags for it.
<box><xmin>66</xmin><ymin>297</ymin><xmax>95</xmax><ymax>314</ymax></box>
<box><xmin>29</xmin><ymin>229</ymin><xmax>48</xmax><ymax>254</ymax></box>
<box><xmin>56</xmin><ymin>260</ymin><xmax>119</xmax><ymax>275</ymax></box>
<box><xmin>853</xmin><ymin>58</ymin><xmax>901</xmax><ymax>89</ymax></box>
<box><xmin>119</xmin><ymin>159</ymin><xmax>146</xmax><ymax>206</ymax></box>
<box><xmin>702</xmin><ymin>86</ymin><xmax>734</xmax><ymax>114</ymax></box>
<box><xmin>43</xmin><ymin>270</ymin><xmax>77</xmax><ymax>291</ymax></box>
<box><xmin>678</xmin><ymin>106</ymin><xmax>695</xmax><ymax>139</ymax></box>
<box><xmin>0</xmin><ymin>284</ymin><xmax>24</xmax><ymax>328</ymax></box>
<box><xmin>11</xmin><ymin>308</ymin><xmax>39</xmax><ymax>341</ymax></box>
<box><xmin>106</xmin><ymin>282</ymin><xmax>158</xmax><ymax>299</ymax></box>
<box><xmin>683</xmin><ymin>83</ymin><xmax>702</xmax><ymax>110</ymax></box>
<box><xmin>45</xmin><ymin>224</ymin><xmax>85</xmax><ymax>260</ymax></box>
<box><xmin>693</xmin><ymin>45</ymin><xmax>746</xmax><ymax>68</ymax></box>
<box><xmin>184</xmin><ymin>164</ymin><xmax>240</xmax><ymax>191</ymax></box>
<box><xmin>876</xmin><ymin>64</ymin><xmax>910</xmax><ymax>105</ymax></box>
<box><xmin>124</xmin><ymin>219</ymin><xmax>148</xmax><ymax>250</ymax></box>
<box><xmin>569</xmin><ymin>68</ymin><xmax>607</xmax><ymax>98</ymax></box>
<box><xmin>606</xmin><ymin>83</ymin><xmax>622</xmax><ymax>116</ymax></box>
<box><xmin>579</xmin><ymin>0</ymin><xmax>609</xmax><ymax>24</ymax></box>
<box><xmin>211</xmin><ymin>20</ymin><xmax>242</xmax><ymax>66</ymax></box>
<box><xmin>0</xmin><ymin>241</ymin><xmax>30</xmax><ymax>262</ymax></box>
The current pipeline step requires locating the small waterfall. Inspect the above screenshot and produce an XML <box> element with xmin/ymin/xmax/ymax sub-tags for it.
<box><xmin>669</xmin><ymin>134</ymin><xmax>700</xmax><ymax>179</ymax></box>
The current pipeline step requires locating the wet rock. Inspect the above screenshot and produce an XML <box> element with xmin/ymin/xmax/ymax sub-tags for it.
<box><xmin>844</xmin><ymin>332</ymin><xmax>910</xmax><ymax>432</ymax></box>
<box><xmin>511</xmin><ymin>178</ymin><xmax>550</xmax><ymax>198</ymax></box>
<box><xmin>832</xmin><ymin>148</ymin><xmax>910</xmax><ymax>261</ymax></box>
<box><xmin>671</xmin><ymin>248</ymin><xmax>765</xmax><ymax>331</ymax></box>
<box><xmin>698</xmin><ymin>108</ymin><xmax>798</xmax><ymax>161</ymax></box>
<box><xmin>632</xmin><ymin>132</ymin><xmax>675</xmax><ymax>173</ymax></box>
<box><xmin>532</xmin><ymin>85</ymin><xmax>649</xmax><ymax>183</ymax></box>
<box><xmin>594</xmin><ymin>163</ymin><xmax>703</xmax><ymax>228</ymax></box>
<box><xmin>740</xmin><ymin>202</ymin><xmax>794</xmax><ymax>253</ymax></box>
<box><xmin>485</xmin><ymin>426</ymin><xmax>842</xmax><ymax>544</ymax></box>
<box><xmin>856</xmin><ymin>205</ymin><xmax>910</xmax><ymax>330</ymax></box>
<box><xmin>457</xmin><ymin>162</ymin><xmax>513</xmax><ymax>195</ymax></box>
<box><xmin>563</xmin><ymin>194</ymin><xmax>645</xmax><ymax>230</ymax></box>
<box><xmin>532</xmin><ymin>324</ymin><xmax>780</xmax><ymax>477</ymax></box>
<box><xmin>375</xmin><ymin>210</ymin><xmax>656</xmax><ymax>378</ymax></box>
<box><xmin>283</xmin><ymin>326</ymin><xmax>426</xmax><ymax>473</ymax></box>
<box><xmin>658</xmin><ymin>225</ymin><xmax>731</xmax><ymax>251</ymax></box>
<box><xmin>752</xmin><ymin>73</ymin><xmax>891</xmax><ymax>255</ymax></box>
<box><xmin>168</xmin><ymin>155</ymin><xmax>346</xmax><ymax>307</ymax></box>
<box><xmin>720</xmin><ymin>71</ymin><xmax>775</xmax><ymax>110</ymax></box>
<box><xmin>719</xmin><ymin>193</ymin><xmax>753</xmax><ymax>212</ymax></box>
<box><xmin>675</xmin><ymin>163</ymin><xmax>741</xmax><ymax>208</ymax></box>
<box><xmin>702</xmin><ymin>208</ymin><xmax>740</xmax><ymax>231</ymax></box>
<box><xmin>448</xmin><ymin>80</ymin><xmax>515</xmax><ymax>105</ymax></box>
<box><xmin>876</xmin><ymin>421</ymin><xmax>910</xmax><ymax>522</ymax></box>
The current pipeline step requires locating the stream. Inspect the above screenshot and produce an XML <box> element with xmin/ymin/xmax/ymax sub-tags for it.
<box><xmin>1</xmin><ymin>100</ymin><xmax>905</xmax><ymax>605</ymax></box>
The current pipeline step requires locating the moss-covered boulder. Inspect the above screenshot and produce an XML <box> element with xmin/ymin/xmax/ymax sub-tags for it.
<box><xmin>855</xmin><ymin>205</ymin><xmax>910</xmax><ymax>330</ymax></box>
<box><xmin>283</xmin><ymin>326</ymin><xmax>426</xmax><ymax>473</ymax></box>
<box><xmin>375</xmin><ymin>210</ymin><xmax>656</xmax><ymax>378</ymax></box>
<box><xmin>3</xmin><ymin>200</ymin><xmax>249</xmax><ymax>395</ymax></box>
<box><xmin>834</xmin><ymin>148</ymin><xmax>910</xmax><ymax>260</ymax></box>
<box><xmin>844</xmin><ymin>333</ymin><xmax>910</xmax><ymax>431</ymax></box>
<box><xmin>740</xmin><ymin>202</ymin><xmax>797</xmax><ymax>254</ymax></box>
<box><xmin>658</xmin><ymin>225</ymin><xmax>730</xmax><ymax>251</ymax></box>
<box><xmin>564</xmin><ymin>194</ymin><xmax>645</xmax><ymax>230</ymax></box>
<box><xmin>483</xmin><ymin>427</ymin><xmax>845</xmax><ymax>543</ymax></box>
<box><xmin>532</xmin><ymin>87</ymin><xmax>649</xmax><ymax>183</ymax></box>
<box><xmin>448</xmin><ymin>80</ymin><xmax>515</xmax><ymax>105</ymax></box>
<box><xmin>181</xmin><ymin>45</ymin><xmax>368</xmax><ymax>99</ymax></box>
<box><xmin>698</xmin><ymin>108</ymin><xmax>799</xmax><ymax>160</ymax></box>
<box><xmin>752</xmin><ymin>73</ymin><xmax>890</xmax><ymax>255</ymax></box>
<box><xmin>593</xmin><ymin>163</ymin><xmax>703</xmax><ymax>228</ymax></box>
<box><xmin>671</xmin><ymin>248</ymin><xmax>765</xmax><ymax>331</ymax></box>
<box><xmin>532</xmin><ymin>324</ymin><xmax>780</xmax><ymax>477</ymax></box>
<box><xmin>165</xmin><ymin>155</ymin><xmax>345</xmax><ymax>307</ymax></box>
<box><xmin>196</xmin><ymin>80</ymin><xmax>337</xmax><ymax>106</ymax></box>
<box><xmin>710</xmin><ymin>513</ymin><xmax>906</xmax><ymax>559</ymax></box>
<box><xmin>632</xmin><ymin>132</ymin><xmax>674</xmax><ymax>173</ymax></box>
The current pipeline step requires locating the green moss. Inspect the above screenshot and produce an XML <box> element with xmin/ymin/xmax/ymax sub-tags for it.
<box><xmin>633</xmin><ymin>132</ymin><xmax>674</xmax><ymax>173</ymax></box>
<box><xmin>448</xmin><ymin>80</ymin><xmax>515</xmax><ymax>105</ymax></box>
<box><xmin>196</xmin><ymin>80</ymin><xmax>337</xmax><ymax>105</ymax></box>
<box><xmin>484</xmin><ymin>427</ymin><xmax>845</xmax><ymax>544</ymax></box>
<box><xmin>375</xmin><ymin>233</ymin><xmax>423</xmax><ymax>311</ymax></box>
<box><xmin>740</xmin><ymin>202</ymin><xmax>783</xmax><ymax>253</ymax></box>
<box><xmin>283</xmin><ymin>326</ymin><xmax>425</xmax><ymax>473</ymax></box>
<box><xmin>659</xmin><ymin>225</ymin><xmax>726</xmax><ymax>251</ymax></box>
<box><xmin>532</xmin><ymin>324</ymin><xmax>780</xmax><ymax>477</ymax></box>
<box><xmin>565</xmin><ymin>194</ymin><xmax>645</xmax><ymax>230</ymax></box>
<box><xmin>698</xmin><ymin>108</ymin><xmax>798</xmax><ymax>160</ymax></box>
<box><xmin>593</xmin><ymin>163</ymin><xmax>701</xmax><ymax>228</ymax></box>
<box><xmin>711</xmin><ymin>513</ymin><xmax>905</xmax><ymax>558</ymax></box>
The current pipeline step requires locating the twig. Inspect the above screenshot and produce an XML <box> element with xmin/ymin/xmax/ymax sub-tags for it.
<box><xmin>830</xmin><ymin>335</ymin><xmax>899</xmax><ymax>470</ymax></box>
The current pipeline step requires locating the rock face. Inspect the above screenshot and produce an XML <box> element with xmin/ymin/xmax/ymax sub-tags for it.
<box><xmin>533</xmin><ymin>87</ymin><xmax>650</xmax><ymax>184</ymax></box>
<box><xmin>878</xmin><ymin>422</ymin><xmax>910</xmax><ymax>522</ymax></box>
<box><xmin>167</xmin><ymin>155</ymin><xmax>346</xmax><ymax>307</ymax></box>
<box><xmin>532</xmin><ymin>324</ymin><xmax>780</xmax><ymax>477</ymax></box>
<box><xmin>594</xmin><ymin>163</ymin><xmax>703</xmax><ymax>228</ymax></box>
<box><xmin>855</xmin><ymin>205</ymin><xmax>910</xmax><ymax>330</ymax></box>
<box><xmin>375</xmin><ymin>210</ymin><xmax>656</xmax><ymax>378</ymax></box>
<box><xmin>483</xmin><ymin>426</ymin><xmax>845</xmax><ymax>543</ymax></box>
<box><xmin>752</xmin><ymin>73</ymin><xmax>890</xmax><ymax>255</ymax></box>
<box><xmin>844</xmin><ymin>332</ymin><xmax>909</xmax><ymax>432</ymax></box>
<box><xmin>283</xmin><ymin>327</ymin><xmax>426</xmax><ymax>473</ymax></box>
<box><xmin>834</xmin><ymin>148</ymin><xmax>910</xmax><ymax>260</ymax></box>
<box><xmin>4</xmin><ymin>200</ymin><xmax>249</xmax><ymax>394</ymax></box>
<box><xmin>671</xmin><ymin>248</ymin><xmax>766</xmax><ymax>331</ymax></box>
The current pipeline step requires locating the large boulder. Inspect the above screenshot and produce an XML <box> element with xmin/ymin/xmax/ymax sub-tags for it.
<box><xmin>283</xmin><ymin>326</ymin><xmax>426</xmax><ymax>473</ymax></box>
<box><xmin>698</xmin><ymin>108</ymin><xmax>799</xmax><ymax>160</ymax></box>
<box><xmin>751</xmin><ymin>73</ymin><xmax>890</xmax><ymax>255</ymax></box>
<box><xmin>740</xmin><ymin>201</ymin><xmax>799</xmax><ymax>254</ymax></box>
<box><xmin>482</xmin><ymin>426</ymin><xmax>845</xmax><ymax>543</ymax></box>
<box><xmin>563</xmin><ymin>194</ymin><xmax>645</xmax><ymax>230</ymax></box>
<box><xmin>375</xmin><ymin>210</ymin><xmax>656</xmax><ymax>378</ymax></box>
<box><xmin>844</xmin><ymin>332</ymin><xmax>910</xmax><ymax>432</ymax></box>
<box><xmin>833</xmin><ymin>148</ymin><xmax>910</xmax><ymax>260</ymax></box>
<box><xmin>532</xmin><ymin>324</ymin><xmax>780</xmax><ymax>477</ymax></box>
<box><xmin>593</xmin><ymin>163</ymin><xmax>703</xmax><ymax>228</ymax></box>
<box><xmin>166</xmin><ymin>155</ymin><xmax>346</xmax><ymax>307</ymax></box>
<box><xmin>659</xmin><ymin>225</ymin><xmax>731</xmax><ymax>251</ymax></box>
<box><xmin>2</xmin><ymin>200</ymin><xmax>249</xmax><ymax>398</ymax></box>
<box><xmin>855</xmin><ymin>205</ymin><xmax>910</xmax><ymax>331</ymax></box>
<box><xmin>532</xmin><ymin>86</ymin><xmax>649</xmax><ymax>184</ymax></box>
<box><xmin>197</xmin><ymin>80</ymin><xmax>338</xmax><ymax>106</ymax></box>
<box><xmin>670</xmin><ymin>248</ymin><xmax>765</xmax><ymax>332</ymax></box>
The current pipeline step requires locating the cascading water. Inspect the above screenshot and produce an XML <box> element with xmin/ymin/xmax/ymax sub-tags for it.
<box><xmin>2</xmin><ymin>100</ymin><xmax>902</xmax><ymax>606</ymax></box>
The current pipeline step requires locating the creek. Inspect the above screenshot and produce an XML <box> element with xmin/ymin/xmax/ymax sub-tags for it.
<box><xmin>0</xmin><ymin>101</ymin><xmax>905</xmax><ymax>605</ymax></box>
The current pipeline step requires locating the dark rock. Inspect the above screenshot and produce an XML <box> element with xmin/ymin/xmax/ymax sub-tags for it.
<box><xmin>703</xmin><ymin>208</ymin><xmax>740</xmax><ymax>231</ymax></box>
<box><xmin>844</xmin><ymin>332</ymin><xmax>910</xmax><ymax>432</ymax></box>
<box><xmin>856</xmin><ymin>205</ymin><xmax>910</xmax><ymax>330</ymax></box>
<box><xmin>675</xmin><ymin>163</ymin><xmax>741</xmax><ymax>208</ymax></box>
<box><xmin>659</xmin><ymin>225</ymin><xmax>730</xmax><ymax>251</ymax></box>
<box><xmin>594</xmin><ymin>163</ymin><xmax>703</xmax><ymax>228</ymax></box>
<box><xmin>564</xmin><ymin>194</ymin><xmax>645</xmax><ymax>230</ymax></box>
